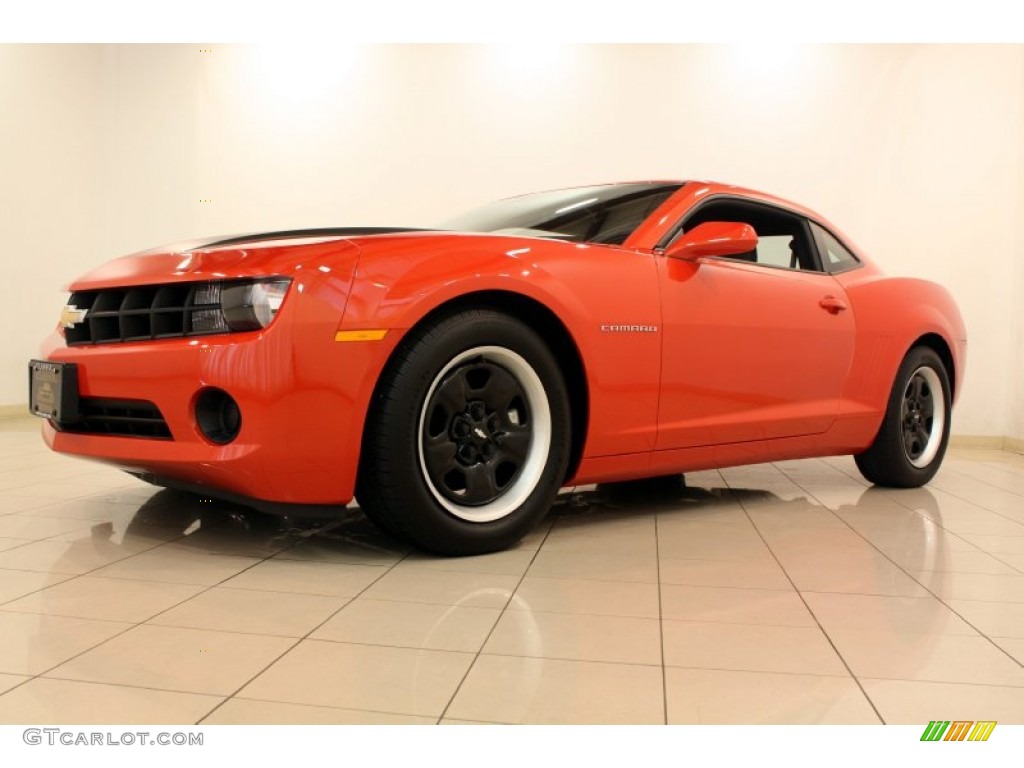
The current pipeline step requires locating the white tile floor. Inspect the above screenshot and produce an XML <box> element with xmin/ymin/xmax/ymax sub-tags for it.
<box><xmin>1</xmin><ymin>416</ymin><xmax>1023</xmax><ymax>725</ymax></box>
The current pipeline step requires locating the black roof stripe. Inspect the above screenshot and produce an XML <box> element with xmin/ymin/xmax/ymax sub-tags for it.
<box><xmin>199</xmin><ymin>227</ymin><xmax>432</xmax><ymax>249</ymax></box>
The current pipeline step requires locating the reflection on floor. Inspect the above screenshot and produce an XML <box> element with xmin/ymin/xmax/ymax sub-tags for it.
<box><xmin>1</xmin><ymin>417</ymin><xmax>1023</xmax><ymax>724</ymax></box>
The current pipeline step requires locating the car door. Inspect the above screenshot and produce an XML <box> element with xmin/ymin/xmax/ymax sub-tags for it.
<box><xmin>655</xmin><ymin>198</ymin><xmax>855</xmax><ymax>450</ymax></box>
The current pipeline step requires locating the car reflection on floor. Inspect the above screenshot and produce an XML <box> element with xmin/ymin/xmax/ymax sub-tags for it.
<box><xmin>2</xmin><ymin>423</ymin><xmax>1023</xmax><ymax>725</ymax></box>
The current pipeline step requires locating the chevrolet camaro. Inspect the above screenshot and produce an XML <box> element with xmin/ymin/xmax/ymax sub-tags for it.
<box><xmin>30</xmin><ymin>181</ymin><xmax>967</xmax><ymax>554</ymax></box>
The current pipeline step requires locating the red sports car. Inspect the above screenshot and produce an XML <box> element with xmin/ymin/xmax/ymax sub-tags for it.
<box><xmin>30</xmin><ymin>181</ymin><xmax>967</xmax><ymax>554</ymax></box>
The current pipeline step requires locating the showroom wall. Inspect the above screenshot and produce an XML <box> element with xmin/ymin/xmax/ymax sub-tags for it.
<box><xmin>1012</xmin><ymin>175</ymin><xmax>1024</xmax><ymax>447</ymax></box>
<box><xmin>996</xmin><ymin>49</ymin><xmax>1024</xmax><ymax>448</ymax></box>
<box><xmin>1</xmin><ymin>45</ymin><xmax>104</xmax><ymax>409</ymax></box>
<box><xmin>2</xmin><ymin>44</ymin><xmax>1023</xmax><ymax>443</ymax></box>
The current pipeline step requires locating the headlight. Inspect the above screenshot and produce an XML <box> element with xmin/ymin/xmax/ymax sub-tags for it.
<box><xmin>186</xmin><ymin>278</ymin><xmax>291</xmax><ymax>334</ymax></box>
<box><xmin>221</xmin><ymin>279</ymin><xmax>291</xmax><ymax>331</ymax></box>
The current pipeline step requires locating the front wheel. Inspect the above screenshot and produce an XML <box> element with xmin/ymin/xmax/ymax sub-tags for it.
<box><xmin>357</xmin><ymin>310</ymin><xmax>571</xmax><ymax>555</ymax></box>
<box><xmin>854</xmin><ymin>346</ymin><xmax>952</xmax><ymax>488</ymax></box>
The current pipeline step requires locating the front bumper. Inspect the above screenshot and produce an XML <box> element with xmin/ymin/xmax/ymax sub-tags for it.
<box><xmin>37</xmin><ymin>275</ymin><xmax>399</xmax><ymax>508</ymax></box>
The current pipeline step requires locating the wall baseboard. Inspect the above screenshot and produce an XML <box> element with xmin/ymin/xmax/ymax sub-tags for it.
<box><xmin>1005</xmin><ymin>437</ymin><xmax>1024</xmax><ymax>456</ymax></box>
<box><xmin>948</xmin><ymin>435</ymin><xmax>1006</xmax><ymax>450</ymax></box>
<box><xmin>0</xmin><ymin>404</ymin><xmax>31</xmax><ymax>421</ymax></box>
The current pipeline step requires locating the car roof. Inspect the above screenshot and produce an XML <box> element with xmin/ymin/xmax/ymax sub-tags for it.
<box><xmin>685</xmin><ymin>181</ymin><xmax>830</xmax><ymax>222</ymax></box>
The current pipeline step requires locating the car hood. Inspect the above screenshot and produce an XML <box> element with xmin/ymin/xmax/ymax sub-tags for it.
<box><xmin>66</xmin><ymin>227</ymin><xmax>429</xmax><ymax>290</ymax></box>
<box><xmin>66</xmin><ymin>226</ymin><xmax>592</xmax><ymax>291</ymax></box>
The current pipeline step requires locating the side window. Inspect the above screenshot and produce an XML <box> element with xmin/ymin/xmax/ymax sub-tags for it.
<box><xmin>670</xmin><ymin>199</ymin><xmax>821</xmax><ymax>271</ymax></box>
<box><xmin>810</xmin><ymin>222</ymin><xmax>861</xmax><ymax>273</ymax></box>
<box><xmin>754</xmin><ymin>235</ymin><xmax>798</xmax><ymax>269</ymax></box>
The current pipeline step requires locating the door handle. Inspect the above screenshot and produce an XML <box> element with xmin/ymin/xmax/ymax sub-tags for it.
<box><xmin>819</xmin><ymin>295</ymin><xmax>847</xmax><ymax>314</ymax></box>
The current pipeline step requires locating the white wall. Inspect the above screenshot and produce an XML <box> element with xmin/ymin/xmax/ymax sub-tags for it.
<box><xmin>1</xmin><ymin>45</ymin><xmax>103</xmax><ymax>408</ymax></box>
<box><xmin>2</xmin><ymin>44</ymin><xmax>1023</xmax><ymax>440</ymax></box>
<box><xmin>1011</xmin><ymin>49</ymin><xmax>1024</xmax><ymax>445</ymax></box>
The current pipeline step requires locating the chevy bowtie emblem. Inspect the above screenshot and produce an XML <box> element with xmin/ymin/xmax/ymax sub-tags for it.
<box><xmin>60</xmin><ymin>305</ymin><xmax>89</xmax><ymax>329</ymax></box>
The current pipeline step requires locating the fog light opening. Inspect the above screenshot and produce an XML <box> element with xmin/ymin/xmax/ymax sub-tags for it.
<box><xmin>195</xmin><ymin>388</ymin><xmax>241</xmax><ymax>444</ymax></box>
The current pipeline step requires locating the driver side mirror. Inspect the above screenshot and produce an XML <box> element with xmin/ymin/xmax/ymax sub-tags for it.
<box><xmin>663</xmin><ymin>221</ymin><xmax>758</xmax><ymax>261</ymax></box>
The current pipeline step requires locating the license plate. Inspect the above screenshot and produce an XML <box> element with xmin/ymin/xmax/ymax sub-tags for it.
<box><xmin>28</xmin><ymin>360</ymin><xmax>79</xmax><ymax>422</ymax></box>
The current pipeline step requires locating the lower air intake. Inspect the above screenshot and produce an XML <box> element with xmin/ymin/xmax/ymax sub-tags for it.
<box><xmin>59</xmin><ymin>398</ymin><xmax>173</xmax><ymax>440</ymax></box>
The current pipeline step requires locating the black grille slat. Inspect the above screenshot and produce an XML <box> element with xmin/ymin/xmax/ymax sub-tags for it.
<box><xmin>89</xmin><ymin>315</ymin><xmax>120</xmax><ymax>344</ymax></box>
<box><xmin>60</xmin><ymin>398</ymin><xmax>173</xmax><ymax>440</ymax></box>
<box><xmin>122</xmin><ymin>287</ymin><xmax>157</xmax><ymax>311</ymax></box>
<box><xmin>154</xmin><ymin>284</ymin><xmax>191</xmax><ymax>308</ymax></box>
<box><xmin>119</xmin><ymin>287</ymin><xmax>156</xmax><ymax>341</ymax></box>
<box><xmin>120</xmin><ymin>314</ymin><xmax>152</xmax><ymax>341</ymax></box>
<box><xmin>66</xmin><ymin>282</ymin><xmax>231</xmax><ymax>346</ymax></box>
<box><xmin>91</xmin><ymin>290</ymin><xmax>125</xmax><ymax>313</ymax></box>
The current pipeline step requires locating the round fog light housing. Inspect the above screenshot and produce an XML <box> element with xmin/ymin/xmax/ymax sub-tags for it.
<box><xmin>195</xmin><ymin>388</ymin><xmax>241</xmax><ymax>444</ymax></box>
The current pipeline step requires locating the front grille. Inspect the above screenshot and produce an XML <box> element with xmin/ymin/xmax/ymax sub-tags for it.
<box><xmin>65</xmin><ymin>282</ymin><xmax>229</xmax><ymax>346</ymax></box>
<box><xmin>59</xmin><ymin>398</ymin><xmax>172</xmax><ymax>440</ymax></box>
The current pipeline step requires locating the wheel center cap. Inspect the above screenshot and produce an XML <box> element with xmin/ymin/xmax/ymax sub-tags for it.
<box><xmin>466</xmin><ymin>416</ymin><xmax>493</xmax><ymax>447</ymax></box>
<box><xmin>451</xmin><ymin>401</ymin><xmax>498</xmax><ymax>464</ymax></box>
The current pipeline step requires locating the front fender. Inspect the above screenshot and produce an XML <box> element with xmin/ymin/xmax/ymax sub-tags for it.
<box><xmin>338</xmin><ymin>236</ymin><xmax>663</xmax><ymax>461</ymax></box>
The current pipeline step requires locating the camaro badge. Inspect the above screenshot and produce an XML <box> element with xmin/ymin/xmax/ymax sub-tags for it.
<box><xmin>60</xmin><ymin>305</ymin><xmax>89</xmax><ymax>329</ymax></box>
<box><xmin>600</xmin><ymin>324</ymin><xmax>658</xmax><ymax>333</ymax></box>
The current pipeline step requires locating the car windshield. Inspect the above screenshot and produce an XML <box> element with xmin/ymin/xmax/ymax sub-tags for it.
<box><xmin>438</xmin><ymin>182</ymin><xmax>683</xmax><ymax>246</ymax></box>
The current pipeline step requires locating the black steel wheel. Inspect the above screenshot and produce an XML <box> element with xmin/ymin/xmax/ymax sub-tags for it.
<box><xmin>899</xmin><ymin>365</ymin><xmax>945</xmax><ymax>468</ymax></box>
<box><xmin>855</xmin><ymin>346</ymin><xmax>952</xmax><ymax>488</ymax></box>
<box><xmin>419</xmin><ymin>346</ymin><xmax>550</xmax><ymax>519</ymax></box>
<box><xmin>357</xmin><ymin>309</ymin><xmax>571</xmax><ymax>555</ymax></box>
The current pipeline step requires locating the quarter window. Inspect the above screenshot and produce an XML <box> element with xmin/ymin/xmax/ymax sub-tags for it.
<box><xmin>810</xmin><ymin>222</ymin><xmax>861</xmax><ymax>273</ymax></box>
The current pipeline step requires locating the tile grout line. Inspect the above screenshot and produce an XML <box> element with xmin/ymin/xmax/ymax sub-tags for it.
<box><xmin>9</xmin><ymin>501</ymin><xmax>166</xmax><ymax>523</ymax></box>
<box><xmin>936</xmin><ymin>464</ymin><xmax>1024</xmax><ymax>501</ymax></box>
<box><xmin>5</xmin><ymin>441</ymin><xmax>1024</xmax><ymax>722</ymax></box>
<box><xmin>0</xmin><ymin>484</ymin><xmax>155</xmax><ymax>508</ymax></box>
<box><xmin>0</xmin><ymin>521</ymin><xmax>217</xmax><ymax>701</ymax></box>
<box><xmin>819</xmin><ymin>459</ymin><xmax>1024</xmax><ymax>571</ymax></box>
<box><xmin>779</xmin><ymin>457</ymin><xmax>1024</xmax><ymax>560</ymax></box>
<box><xmin>779</xmin><ymin>470</ymin><xmax>1024</xmax><ymax>673</ymax></box>
<box><xmin>0</xmin><ymin>542</ymin><xmax>203</xmax><ymax>586</ymax></box>
<box><xmin>16</xmin><ymin>601</ymin><xmax>1005</xmax><ymax>640</ymax></box>
<box><xmin>33</xmin><ymin>673</ymin><xmax>438</xmax><ymax>721</ymax></box>
<box><xmin>0</xmin><ymin>509</ymin><xmax>354</xmax><ymax>708</ymax></box>
<box><xmin>988</xmin><ymin>551</ymin><xmax>1024</xmax><ymax>576</ymax></box>
<box><xmin>193</xmin><ymin>540</ymin><xmax>417</xmax><ymax>725</ymax></box>
<box><xmin>434</xmin><ymin>522</ymin><xmax>557</xmax><ymax>725</ymax></box>
<box><xmin>778</xmin><ymin>461</ymin><xmax>994</xmax><ymax>556</ymax></box>
<box><xmin>724</xmin><ymin>466</ymin><xmax>888</xmax><ymax>725</ymax></box>
<box><xmin>654</xmin><ymin>503</ymin><xmax>668</xmax><ymax>724</ymax></box>
<box><xmin>790</xmin><ymin>466</ymin><xmax>1024</xmax><ymax>579</ymax></box>
<box><xmin>29</xmin><ymin>672</ymin><xmax>506</xmax><ymax>724</ymax></box>
<box><xmin>0</xmin><ymin>512</ymin><xmax>238</xmax><ymax>611</ymax></box>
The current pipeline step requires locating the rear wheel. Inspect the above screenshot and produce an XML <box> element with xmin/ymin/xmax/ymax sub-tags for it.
<box><xmin>854</xmin><ymin>346</ymin><xmax>951</xmax><ymax>487</ymax></box>
<box><xmin>357</xmin><ymin>309</ymin><xmax>571</xmax><ymax>555</ymax></box>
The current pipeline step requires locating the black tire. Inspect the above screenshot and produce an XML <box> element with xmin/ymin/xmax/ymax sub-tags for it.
<box><xmin>854</xmin><ymin>346</ymin><xmax>952</xmax><ymax>488</ymax></box>
<box><xmin>356</xmin><ymin>309</ymin><xmax>572</xmax><ymax>555</ymax></box>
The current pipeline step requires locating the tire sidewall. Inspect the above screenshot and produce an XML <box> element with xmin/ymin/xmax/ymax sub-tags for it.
<box><xmin>379</xmin><ymin>312</ymin><xmax>570</xmax><ymax>552</ymax></box>
<box><xmin>885</xmin><ymin>347</ymin><xmax>952</xmax><ymax>484</ymax></box>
